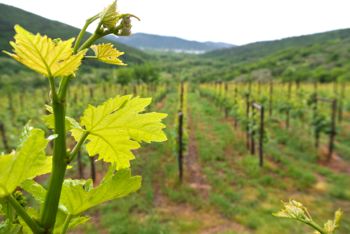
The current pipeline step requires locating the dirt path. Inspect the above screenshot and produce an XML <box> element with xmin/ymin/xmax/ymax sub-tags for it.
<box><xmin>152</xmin><ymin>97</ymin><xmax>250</xmax><ymax>234</ymax></box>
<box><xmin>185</xmin><ymin>108</ymin><xmax>212</xmax><ymax>198</ymax></box>
<box><xmin>319</xmin><ymin>147</ymin><xmax>350</xmax><ymax>175</ymax></box>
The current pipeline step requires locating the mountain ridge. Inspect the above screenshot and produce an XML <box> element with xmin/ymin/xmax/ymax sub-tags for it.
<box><xmin>108</xmin><ymin>33</ymin><xmax>234</xmax><ymax>54</ymax></box>
<box><xmin>205</xmin><ymin>27</ymin><xmax>350</xmax><ymax>62</ymax></box>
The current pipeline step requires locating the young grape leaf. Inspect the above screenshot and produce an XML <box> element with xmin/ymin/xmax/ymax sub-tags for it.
<box><xmin>3</xmin><ymin>25</ymin><xmax>87</xmax><ymax>78</ymax></box>
<box><xmin>21</xmin><ymin>180</ymin><xmax>90</xmax><ymax>233</ymax></box>
<box><xmin>99</xmin><ymin>1</ymin><xmax>119</xmax><ymax>29</ymax></box>
<box><xmin>71</xmin><ymin>95</ymin><xmax>167</xmax><ymax>169</ymax></box>
<box><xmin>0</xmin><ymin>129</ymin><xmax>51</xmax><ymax>198</ymax></box>
<box><xmin>59</xmin><ymin>169</ymin><xmax>141</xmax><ymax>215</ymax></box>
<box><xmin>91</xmin><ymin>43</ymin><xmax>125</xmax><ymax>65</ymax></box>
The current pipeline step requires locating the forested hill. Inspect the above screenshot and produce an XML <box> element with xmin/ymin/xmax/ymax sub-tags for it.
<box><xmin>205</xmin><ymin>28</ymin><xmax>350</xmax><ymax>63</ymax></box>
<box><xmin>193</xmin><ymin>28</ymin><xmax>350</xmax><ymax>82</ymax></box>
<box><xmin>0</xmin><ymin>3</ymin><xmax>151</xmax><ymax>65</ymax></box>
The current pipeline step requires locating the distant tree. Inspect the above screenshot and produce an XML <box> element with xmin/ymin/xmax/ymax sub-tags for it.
<box><xmin>117</xmin><ymin>68</ymin><xmax>133</xmax><ymax>85</ymax></box>
<box><xmin>133</xmin><ymin>64</ymin><xmax>160</xmax><ymax>83</ymax></box>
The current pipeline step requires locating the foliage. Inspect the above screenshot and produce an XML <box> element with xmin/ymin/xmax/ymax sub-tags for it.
<box><xmin>274</xmin><ymin>200</ymin><xmax>343</xmax><ymax>234</ymax></box>
<box><xmin>4</xmin><ymin>25</ymin><xmax>87</xmax><ymax>78</ymax></box>
<box><xmin>0</xmin><ymin>3</ymin><xmax>150</xmax><ymax>74</ymax></box>
<box><xmin>0</xmin><ymin>2</ymin><xmax>167</xmax><ymax>233</ymax></box>
<box><xmin>117</xmin><ymin>63</ymin><xmax>160</xmax><ymax>84</ymax></box>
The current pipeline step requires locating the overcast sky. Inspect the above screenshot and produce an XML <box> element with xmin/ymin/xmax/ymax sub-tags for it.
<box><xmin>0</xmin><ymin>0</ymin><xmax>349</xmax><ymax>45</ymax></box>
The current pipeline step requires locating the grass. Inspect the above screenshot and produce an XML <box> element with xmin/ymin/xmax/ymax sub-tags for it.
<box><xmin>1</xmin><ymin>87</ymin><xmax>350</xmax><ymax>233</ymax></box>
<box><xmin>186</xmin><ymin>91</ymin><xmax>350</xmax><ymax>233</ymax></box>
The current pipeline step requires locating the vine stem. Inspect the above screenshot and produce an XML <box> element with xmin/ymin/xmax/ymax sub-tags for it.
<box><xmin>7</xmin><ymin>195</ymin><xmax>44</xmax><ymax>233</ymax></box>
<box><xmin>78</xmin><ymin>33</ymin><xmax>100</xmax><ymax>52</ymax></box>
<box><xmin>39</xmin><ymin>16</ymin><xmax>109</xmax><ymax>232</ymax></box>
<box><xmin>60</xmin><ymin>214</ymin><xmax>72</xmax><ymax>234</ymax></box>
<box><xmin>40</xmin><ymin>92</ymin><xmax>68</xmax><ymax>233</ymax></box>
<box><xmin>306</xmin><ymin>221</ymin><xmax>326</xmax><ymax>234</ymax></box>
<box><xmin>73</xmin><ymin>14</ymin><xmax>99</xmax><ymax>53</ymax></box>
<box><xmin>68</xmin><ymin>131</ymin><xmax>89</xmax><ymax>163</ymax></box>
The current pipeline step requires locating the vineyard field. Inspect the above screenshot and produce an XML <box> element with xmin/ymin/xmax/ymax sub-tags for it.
<box><xmin>0</xmin><ymin>82</ymin><xmax>350</xmax><ymax>233</ymax></box>
<box><xmin>1</xmin><ymin>1</ymin><xmax>350</xmax><ymax>233</ymax></box>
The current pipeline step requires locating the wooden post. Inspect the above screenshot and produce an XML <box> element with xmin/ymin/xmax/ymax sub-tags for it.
<box><xmin>313</xmin><ymin>84</ymin><xmax>319</xmax><ymax>147</ymax></box>
<box><xmin>178</xmin><ymin>111</ymin><xmax>184</xmax><ymax>182</ymax></box>
<box><xmin>246</xmin><ymin>94</ymin><xmax>250</xmax><ymax>150</ymax></box>
<box><xmin>224</xmin><ymin>82</ymin><xmax>229</xmax><ymax>118</ymax></box>
<box><xmin>252</xmin><ymin>103</ymin><xmax>265</xmax><ymax>167</ymax></box>
<box><xmin>296</xmin><ymin>80</ymin><xmax>300</xmax><ymax>91</ymax></box>
<box><xmin>133</xmin><ymin>85</ymin><xmax>137</xmax><ymax>96</ymax></box>
<box><xmin>315</xmin><ymin>127</ymin><xmax>320</xmax><ymax>148</ymax></box>
<box><xmin>338</xmin><ymin>84</ymin><xmax>345</xmax><ymax>122</ymax></box>
<box><xmin>180</xmin><ymin>82</ymin><xmax>184</xmax><ymax>110</ymax></box>
<box><xmin>251</xmin><ymin>102</ymin><xmax>265</xmax><ymax>167</ymax></box>
<box><xmin>234</xmin><ymin>86</ymin><xmax>238</xmax><ymax>103</ymax></box>
<box><xmin>315</xmin><ymin>98</ymin><xmax>337</xmax><ymax>161</ymax></box>
<box><xmin>90</xmin><ymin>157</ymin><xmax>96</xmax><ymax>183</ymax></box>
<box><xmin>234</xmin><ymin>86</ymin><xmax>238</xmax><ymax>128</ymax></box>
<box><xmin>73</xmin><ymin>91</ymin><xmax>78</xmax><ymax>104</ymax></box>
<box><xmin>89</xmin><ymin>86</ymin><xmax>96</xmax><ymax>182</ymax></box>
<box><xmin>269</xmin><ymin>81</ymin><xmax>273</xmax><ymax>118</ymax></box>
<box><xmin>89</xmin><ymin>86</ymin><xmax>94</xmax><ymax>100</ymax></box>
<box><xmin>259</xmin><ymin>105</ymin><xmax>265</xmax><ymax>167</ymax></box>
<box><xmin>328</xmin><ymin>99</ymin><xmax>337</xmax><ymax>162</ymax></box>
<box><xmin>0</xmin><ymin>122</ymin><xmax>9</xmax><ymax>153</ymax></box>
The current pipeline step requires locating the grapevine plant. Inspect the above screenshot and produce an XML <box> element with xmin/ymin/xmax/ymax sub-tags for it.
<box><xmin>274</xmin><ymin>200</ymin><xmax>342</xmax><ymax>234</ymax></box>
<box><xmin>0</xmin><ymin>1</ymin><xmax>167</xmax><ymax>233</ymax></box>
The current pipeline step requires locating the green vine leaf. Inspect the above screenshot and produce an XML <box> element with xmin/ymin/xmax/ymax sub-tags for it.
<box><xmin>72</xmin><ymin>95</ymin><xmax>167</xmax><ymax>169</ymax></box>
<box><xmin>3</xmin><ymin>25</ymin><xmax>87</xmax><ymax>78</ymax></box>
<box><xmin>0</xmin><ymin>128</ymin><xmax>51</xmax><ymax>198</ymax></box>
<box><xmin>23</xmin><ymin>169</ymin><xmax>140</xmax><ymax>217</ymax></box>
<box><xmin>59</xmin><ymin>169</ymin><xmax>141</xmax><ymax>215</ymax></box>
<box><xmin>91</xmin><ymin>43</ymin><xmax>126</xmax><ymax>65</ymax></box>
<box><xmin>21</xmin><ymin>180</ymin><xmax>90</xmax><ymax>233</ymax></box>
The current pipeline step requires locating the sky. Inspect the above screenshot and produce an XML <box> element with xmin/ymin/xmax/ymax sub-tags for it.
<box><xmin>0</xmin><ymin>0</ymin><xmax>350</xmax><ymax>45</ymax></box>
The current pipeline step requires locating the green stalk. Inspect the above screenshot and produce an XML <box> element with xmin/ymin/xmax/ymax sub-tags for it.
<box><xmin>7</xmin><ymin>195</ymin><xmax>44</xmax><ymax>233</ymax></box>
<box><xmin>39</xmin><ymin>16</ymin><xmax>106</xmax><ymax>233</ymax></box>
<box><xmin>57</xmin><ymin>75</ymin><xmax>71</xmax><ymax>100</ymax></box>
<box><xmin>60</xmin><ymin>214</ymin><xmax>72</xmax><ymax>234</ymax></box>
<box><xmin>73</xmin><ymin>14</ymin><xmax>99</xmax><ymax>53</ymax></box>
<box><xmin>68</xmin><ymin>131</ymin><xmax>89</xmax><ymax>163</ymax></box>
<box><xmin>59</xmin><ymin>31</ymin><xmax>102</xmax><ymax>104</ymax></box>
<box><xmin>306</xmin><ymin>221</ymin><xmax>326</xmax><ymax>234</ymax></box>
<box><xmin>40</xmin><ymin>94</ymin><xmax>67</xmax><ymax>233</ymax></box>
<box><xmin>73</xmin><ymin>21</ymin><xmax>90</xmax><ymax>53</ymax></box>
<box><xmin>78</xmin><ymin>33</ymin><xmax>100</xmax><ymax>52</ymax></box>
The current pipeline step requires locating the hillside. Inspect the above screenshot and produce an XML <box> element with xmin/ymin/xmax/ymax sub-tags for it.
<box><xmin>186</xmin><ymin>28</ymin><xmax>350</xmax><ymax>82</ymax></box>
<box><xmin>0</xmin><ymin>3</ymin><xmax>151</xmax><ymax>65</ymax></box>
<box><xmin>205</xmin><ymin>28</ymin><xmax>350</xmax><ymax>63</ymax></box>
<box><xmin>108</xmin><ymin>33</ymin><xmax>234</xmax><ymax>53</ymax></box>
